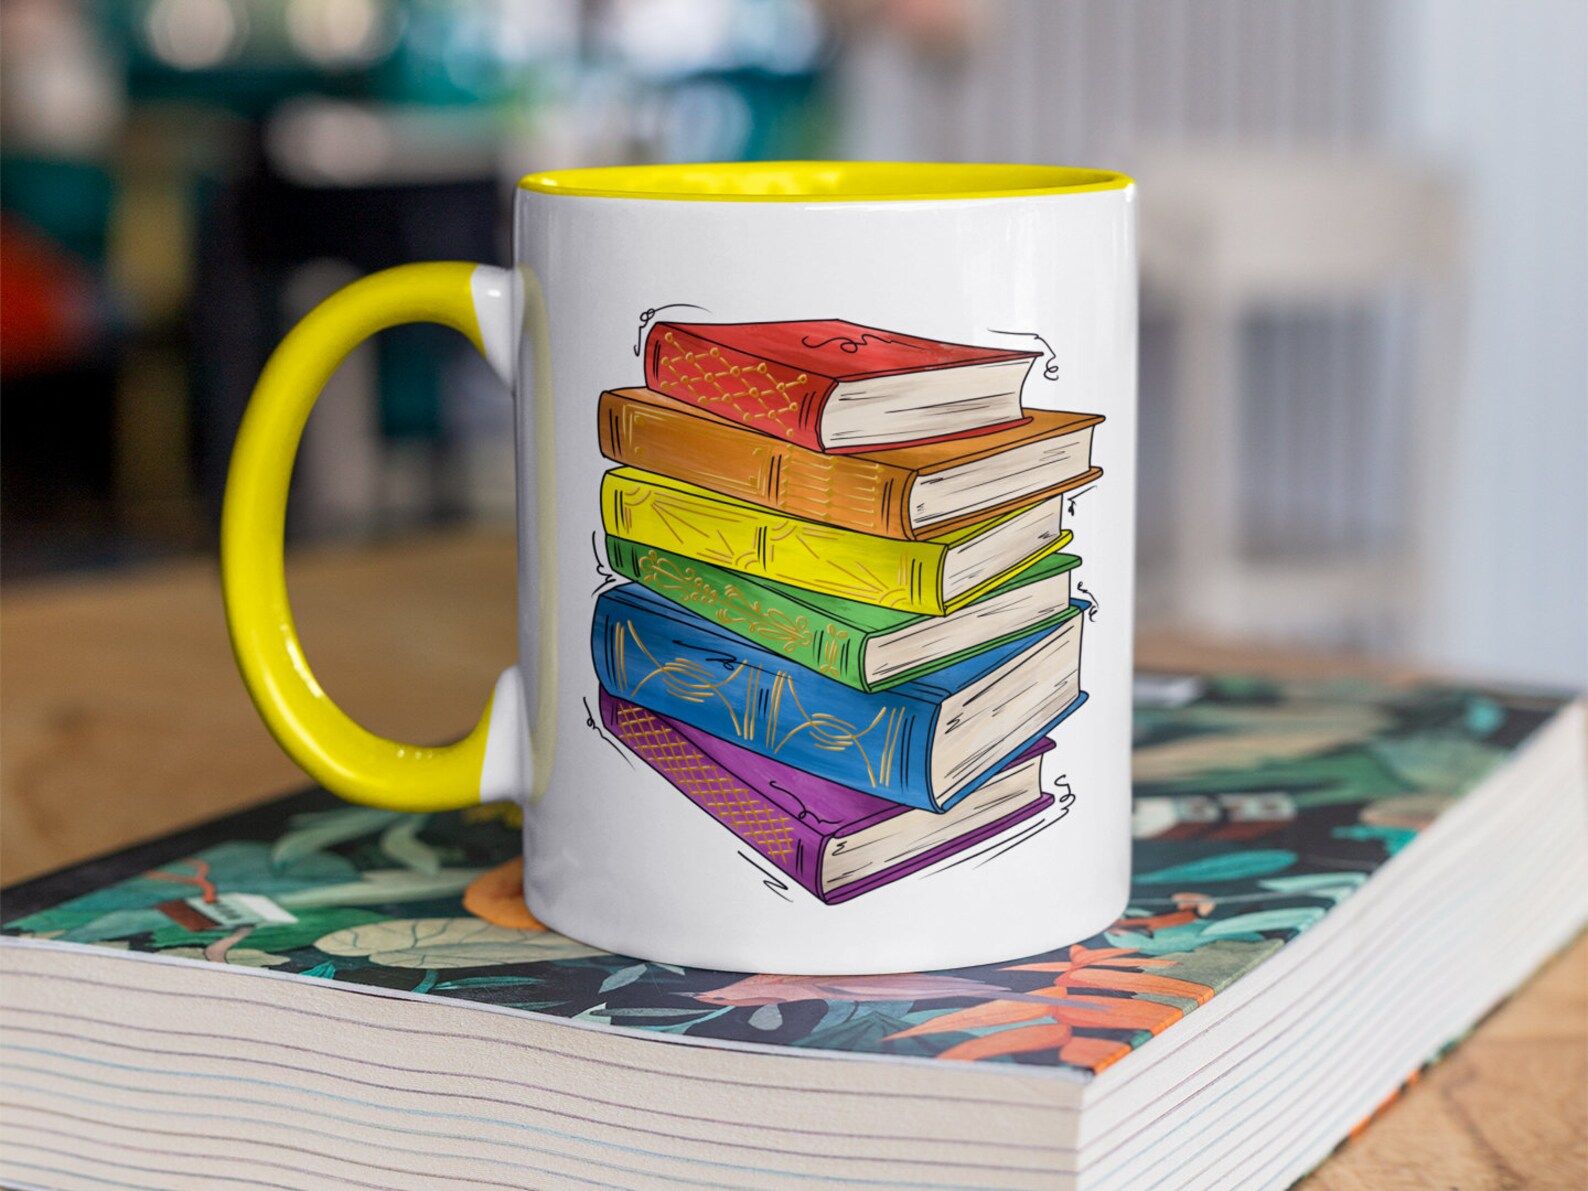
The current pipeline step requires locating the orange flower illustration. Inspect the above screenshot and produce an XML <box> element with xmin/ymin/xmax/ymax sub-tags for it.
<box><xmin>885</xmin><ymin>945</ymin><xmax>1214</xmax><ymax>1071</ymax></box>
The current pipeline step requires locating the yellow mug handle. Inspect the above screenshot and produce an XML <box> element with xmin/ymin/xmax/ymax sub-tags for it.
<box><xmin>222</xmin><ymin>262</ymin><xmax>519</xmax><ymax>812</ymax></box>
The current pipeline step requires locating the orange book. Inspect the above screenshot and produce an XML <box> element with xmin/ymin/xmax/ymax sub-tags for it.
<box><xmin>596</xmin><ymin>386</ymin><xmax>1103</xmax><ymax>540</ymax></box>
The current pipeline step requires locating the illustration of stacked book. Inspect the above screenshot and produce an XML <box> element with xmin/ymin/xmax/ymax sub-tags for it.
<box><xmin>591</xmin><ymin>318</ymin><xmax>1103</xmax><ymax>903</ymax></box>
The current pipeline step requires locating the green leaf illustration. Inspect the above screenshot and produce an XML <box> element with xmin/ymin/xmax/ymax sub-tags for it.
<box><xmin>148</xmin><ymin>907</ymin><xmax>382</xmax><ymax>953</ymax></box>
<box><xmin>1135</xmin><ymin>850</ymin><xmax>1297</xmax><ymax>886</ymax></box>
<box><xmin>1332</xmin><ymin>823</ymin><xmax>1417</xmax><ymax>855</ymax></box>
<box><xmin>433</xmin><ymin>976</ymin><xmax>545</xmax><ymax>990</ymax></box>
<box><xmin>276</xmin><ymin>868</ymin><xmax>483</xmax><ymax>908</ymax></box>
<box><xmin>22</xmin><ymin>843</ymin><xmax>360</xmax><ymax>938</ymax></box>
<box><xmin>379</xmin><ymin>815</ymin><xmax>440</xmax><ymax>874</ymax></box>
<box><xmin>1104</xmin><ymin>921</ymin><xmax>1216</xmax><ymax>955</ymax></box>
<box><xmin>270</xmin><ymin>808</ymin><xmax>404</xmax><ymax>869</ymax></box>
<box><xmin>1368</xmin><ymin>735</ymin><xmax>1500</xmax><ymax>793</ymax></box>
<box><xmin>1127</xmin><ymin>939</ymin><xmax>1284</xmax><ymax>997</ymax></box>
<box><xmin>1201</xmin><ymin>907</ymin><xmax>1326</xmax><ymax>939</ymax></box>
<box><xmin>802</xmin><ymin>1004</ymin><xmax>925</xmax><ymax>1053</ymax></box>
<box><xmin>59</xmin><ymin>908</ymin><xmax>174</xmax><ymax>944</ymax></box>
<box><xmin>600</xmin><ymin>963</ymin><xmax>648</xmax><ymax>993</ymax></box>
<box><xmin>314</xmin><ymin>917</ymin><xmax>605</xmax><ymax>969</ymax></box>
<box><xmin>1258</xmin><ymin>872</ymin><xmax>1368</xmax><ymax>905</ymax></box>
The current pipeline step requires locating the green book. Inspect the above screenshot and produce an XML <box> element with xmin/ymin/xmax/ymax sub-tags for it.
<box><xmin>605</xmin><ymin>536</ymin><xmax>1081</xmax><ymax>691</ymax></box>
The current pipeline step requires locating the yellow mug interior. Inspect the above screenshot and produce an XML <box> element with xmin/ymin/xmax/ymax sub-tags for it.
<box><xmin>519</xmin><ymin>161</ymin><xmax>1130</xmax><ymax>202</ymax></box>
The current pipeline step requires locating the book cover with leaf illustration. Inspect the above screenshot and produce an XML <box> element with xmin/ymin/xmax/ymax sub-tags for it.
<box><xmin>5</xmin><ymin>677</ymin><xmax>1580</xmax><ymax>1076</ymax></box>
<box><xmin>5</xmin><ymin>678</ymin><xmax>1584</xmax><ymax>1189</ymax></box>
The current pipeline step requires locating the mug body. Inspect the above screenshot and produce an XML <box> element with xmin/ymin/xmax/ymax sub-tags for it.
<box><xmin>501</xmin><ymin>165</ymin><xmax>1137</xmax><ymax>974</ymax></box>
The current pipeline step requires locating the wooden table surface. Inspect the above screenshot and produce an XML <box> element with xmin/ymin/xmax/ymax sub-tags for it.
<box><xmin>3</xmin><ymin>531</ymin><xmax>1584</xmax><ymax>1188</ymax></box>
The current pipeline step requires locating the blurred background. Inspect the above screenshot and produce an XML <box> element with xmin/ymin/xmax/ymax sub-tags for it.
<box><xmin>3</xmin><ymin>0</ymin><xmax>1584</xmax><ymax>686</ymax></box>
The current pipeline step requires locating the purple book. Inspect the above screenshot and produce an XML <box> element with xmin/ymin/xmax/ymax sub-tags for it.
<box><xmin>600</xmin><ymin>690</ymin><xmax>1056</xmax><ymax>904</ymax></box>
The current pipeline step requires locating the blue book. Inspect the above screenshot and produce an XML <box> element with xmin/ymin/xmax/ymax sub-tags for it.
<box><xmin>591</xmin><ymin>583</ymin><xmax>1089</xmax><ymax>811</ymax></box>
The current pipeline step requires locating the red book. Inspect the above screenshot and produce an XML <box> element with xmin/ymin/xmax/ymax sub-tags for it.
<box><xmin>643</xmin><ymin>319</ymin><xmax>1038</xmax><ymax>453</ymax></box>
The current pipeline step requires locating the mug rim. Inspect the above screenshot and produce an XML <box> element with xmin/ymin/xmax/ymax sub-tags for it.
<box><xmin>518</xmin><ymin>160</ymin><xmax>1132</xmax><ymax>203</ymax></box>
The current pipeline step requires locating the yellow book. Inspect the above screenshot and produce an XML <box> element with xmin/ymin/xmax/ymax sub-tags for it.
<box><xmin>599</xmin><ymin>466</ymin><xmax>1072</xmax><ymax>615</ymax></box>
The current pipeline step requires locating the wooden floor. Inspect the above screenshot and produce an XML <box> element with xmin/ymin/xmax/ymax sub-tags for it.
<box><xmin>3</xmin><ymin>531</ymin><xmax>1584</xmax><ymax>1188</ymax></box>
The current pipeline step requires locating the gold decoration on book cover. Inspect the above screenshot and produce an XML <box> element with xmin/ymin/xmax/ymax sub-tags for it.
<box><xmin>612</xmin><ymin>702</ymin><xmax>797</xmax><ymax>863</ymax></box>
<box><xmin>635</xmin><ymin>548</ymin><xmax>849</xmax><ymax>678</ymax></box>
<box><xmin>653</xmin><ymin>332</ymin><xmax>808</xmax><ymax>435</ymax></box>
<box><xmin>610</xmin><ymin>618</ymin><xmax>905</xmax><ymax>789</ymax></box>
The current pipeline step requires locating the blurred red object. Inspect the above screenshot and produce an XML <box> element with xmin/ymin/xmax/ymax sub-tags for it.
<box><xmin>0</xmin><ymin>216</ymin><xmax>102</xmax><ymax>376</ymax></box>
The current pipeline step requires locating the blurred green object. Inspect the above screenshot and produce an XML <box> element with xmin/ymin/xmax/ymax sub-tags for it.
<box><xmin>92</xmin><ymin>0</ymin><xmax>552</xmax><ymax>115</ymax></box>
<box><xmin>97</xmin><ymin>0</ymin><xmax>348</xmax><ymax>116</ymax></box>
<box><xmin>0</xmin><ymin>157</ymin><xmax>116</xmax><ymax>264</ymax></box>
<box><xmin>371</xmin><ymin>0</ymin><xmax>529</xmax><ymax>106</ymax></box>
<box><xmin>377</xmin><ymin>327</ymin><xmax>447</xmax><ymax>440</ymax></box>
<box><xmin>699</xmin><ymin>67</ymin><xmax>830</xmax><ymax>160</ymax></box>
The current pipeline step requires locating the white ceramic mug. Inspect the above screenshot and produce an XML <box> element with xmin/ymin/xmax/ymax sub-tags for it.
<box><xmin>223</xmin><ymin>162</ymin><xmax>1136</xmax><ymax>973</ymax></box>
